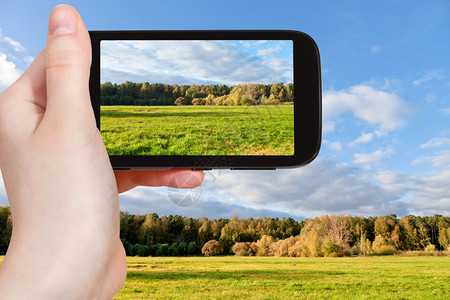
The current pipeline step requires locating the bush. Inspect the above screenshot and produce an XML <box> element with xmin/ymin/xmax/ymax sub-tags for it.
<box><xmin>174</xmin><ymin>96</ymin><xmax>186</xmax><ymax>106</ymax></box>
<box><xmin>425</xmin><ymin>244</ymin><xmax>436</xmax><ymax>252</ymax></box>
<box><xmin>191</xmin><ymin>98</ymin><xmax>203</xmax><ymax>105</ymax></box>
<box><xmin>168</xmin><ymin>244</ymin><xmax>180</xmax><ymax>256</ymax></box>
<box><xmin>256</xmin><ymin>235</ymin><xmax>275</xmax><ymax>256</ymax></box>
<box><xmin>374</xmin><ymin>245</ymin><xmax>397</xmax><ymax>256</ymax></box>
<box><xmin>275</xmin><ymin>236</ymin><xmax>299</xmax><ymax>257</ymax></box>
<box><xmin>202</xmin><ymin>240</ymin><xmax>223</xmax><ymax>256</ymax></box>
<box><xmin>187</xmin><ymin>242</ymin><xmax>197</xmax><ymax>254</ymax></box>
<box><xmin>149</xmin><ymin>244</ymin><xmax>160</xmax><ymax>256</ymax></box>
<box><xmin>323</xmin><ymin>242</ymin><xmax>341</xmax><ymax>257</ymax></box>
<box><xmin>134</xmin><ymin>244</ymin><xmax>150</xmax><ymax>257</ymax></box>
<box><xmin>156</xmin><ymin>243</ymin><xmax>169</xmax><ymax>256</ymax></box>
<box><xmin>232</xmin><ymin>242</ymin><xmax>250</xmax><ymax>256</ymax></box>
<box><xmin>178</xmin><ymin>242</ymin><xmax>188</xmax><ymax>255</ymax></box>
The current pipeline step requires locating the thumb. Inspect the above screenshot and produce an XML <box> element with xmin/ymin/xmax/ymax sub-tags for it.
<box><xmin>44</xmin><ymin>5</ymin><xmax>94</xmax><ymax>128</ymax></box>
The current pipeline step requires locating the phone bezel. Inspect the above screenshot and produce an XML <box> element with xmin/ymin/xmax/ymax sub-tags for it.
<box><xmin>89</xmin><ymin>30</ymin><xmax>321</xmax><ymax>169</ymax></box>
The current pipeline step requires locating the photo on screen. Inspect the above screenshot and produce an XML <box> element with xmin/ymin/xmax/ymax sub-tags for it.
<box><xmin>100</xmin><ymin>40</ymin><xmax>294</xmax><ymax>156</ymax></box>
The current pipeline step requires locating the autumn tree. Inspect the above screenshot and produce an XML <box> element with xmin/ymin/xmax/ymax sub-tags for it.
<box><xmin>174</xmin><ymin>96</ymin><xmax>186</xmax><ymax>106</ymax></box>
<box><xmin>255</xmin><ymin>235</ymin><xmax>275</xmax><ymax>256</ymax></box>
<box><xmin>202</xmin><ymin>240</ymin><xmax>223</xmax><ymax>256</ymax></box>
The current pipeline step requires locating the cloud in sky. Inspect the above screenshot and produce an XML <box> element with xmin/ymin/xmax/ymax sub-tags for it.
<box><xmin>100</xmin><ymin>40</ymin><xmax>293</xmax><ymax>85</ymax></box>
<box><xmin>419</xmin><ymin>137</ymin><xmax>450</xmax><ymax>149</ymax></box>
<box><xmin>0</xmin><ymin>28</ymin><xmax>28</xmax><ymax>92</ymax></box>
<box><xmin>349</xmin><ymin>132</ymin><xmax>375</xmax><ymax>147</ymax></box>
<box><xmin>116</xmin><ymin>157</ymin><xmax>414</xmax><ymax>219</ymax></box>
<box><xmin>0</xmin><ymin>28</ymin><xmax>26</xmax><ymax>53</ymax></box>
<box><xmin>323</xmin><ymin>84</ymin><xmax>415</xmax><ymax>131</ymax></box>
<box><xmin>370</xmin><ymin>45</ymin><xmax>381</xmax><ymax>53</ymax></box>
<box><xmin>439</xmin><ymin>107</ymin><xmax>450</xmax><ymax>115</ymax></box>
<box><xmin>0</xmin><ymin>24</ymin><xmax>449</xmax><ymax>220</ymax></box>
<box><xmin>0</xmin><ymin>171</ymin><xmax>8</xmax><ymax>207</ymax></box>
<box><xmin>412</xmin><ymin>69</ymin><xmax>444</xmax><ymax>86</ymax></box>
<box><xmin>0</xmin><ymin>53</ymin><xmax>22</xmax><ymax>91</ymax></box>
<box><xmin>353</xmin><ymin>148</ymin><xmax>393</xmax><ymax>165</ymax></box>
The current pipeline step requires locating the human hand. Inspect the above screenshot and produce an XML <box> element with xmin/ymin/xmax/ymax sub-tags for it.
<box><xmin>0</xmin><ymin>4</ymin><xmax>203</xmax><ymax>299</ymax></box>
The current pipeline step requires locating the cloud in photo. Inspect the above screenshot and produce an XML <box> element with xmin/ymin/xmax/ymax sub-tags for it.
<box><xmin>101</xmin><ymin>40</ymin><xmax>293</xmax><ymax>85</ymax></box>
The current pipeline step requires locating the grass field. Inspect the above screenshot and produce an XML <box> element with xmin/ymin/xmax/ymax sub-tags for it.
<box><xmin>113</xmin><ymin>256</ymin><xmax>450</xmax><ymax>299</ymax></box>
<box><xmin>100</xmin><ymin>105</ymin><xmax>294</xmax><ymax>156</ymax></box>
<box><xmin>1</xmin><ymin>255</ymin><xmax>448</xmax><ymax>298</ymax></box>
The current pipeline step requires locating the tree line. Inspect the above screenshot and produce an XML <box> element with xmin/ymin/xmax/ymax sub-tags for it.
<box><xmin>100</xmin><ymin>81</ymin><xmax>294</xmax><ymax>106</ymax></box>
<box><xmin>1</xmin><ymin>207</ymin><xmax>449</xmax><ymax>256</ymax></box>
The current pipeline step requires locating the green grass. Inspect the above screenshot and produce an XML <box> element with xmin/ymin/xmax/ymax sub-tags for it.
<box><xmin>100</xmin><ymin>105</ymin><xmax>294</xmax><ymax>155</ymax></box>
<box><xmin>1</xmin><ymin>255</ymin><xmax>448</xmax><ymax>299</ymax></box>
<box><xmin>115</xmin><ymin>256</ymin><xmax>450</xmax><ymax>299</ymax></box>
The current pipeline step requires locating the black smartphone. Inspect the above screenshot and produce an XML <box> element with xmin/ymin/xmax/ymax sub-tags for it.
<box><xmin>89</xmin><ymin>30</ymin><xmax>321</xmax><ymax>170</ymax></box>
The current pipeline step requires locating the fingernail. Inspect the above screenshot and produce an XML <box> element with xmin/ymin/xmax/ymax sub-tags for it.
<box><xmin>50</xmin><ymin>5</ymin><xmax>77</xmax><ymax>36</ymax></box>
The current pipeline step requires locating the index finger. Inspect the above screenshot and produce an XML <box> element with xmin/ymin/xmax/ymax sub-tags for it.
<box><xmin>114</xmin><ymin>170</ymin><xmax>204</xmax><ymax>194</ymax></box>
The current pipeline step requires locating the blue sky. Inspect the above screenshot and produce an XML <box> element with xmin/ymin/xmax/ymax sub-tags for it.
<box><xmin>1</xmin><ymin>0</ymin><xmax>449</xmax><ymax>219</ymax></box>
<box><xmin>100</xmin><ymin>40</ymin><xmax>293</xmax><ymax>85</ymax></box>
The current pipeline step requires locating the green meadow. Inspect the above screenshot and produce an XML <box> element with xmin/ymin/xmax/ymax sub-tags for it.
<box><xmin>114</xmin><ymin>256</ymin><xmax>450</xmax><ymax>299</ymax></box>
<box><xmin>100</xmin><ymin>105</ymin><xmax>294</xmax><ymax>156</ymax></box>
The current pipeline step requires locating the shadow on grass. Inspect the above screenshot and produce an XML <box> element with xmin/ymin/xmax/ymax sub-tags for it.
<box><xmin>126</xmin><ymin>268</ymin><xmax>348</xmax><ymax>282</ymax></box>
<box><xmin>101</xmin><ymin>110</ymin><xmax>246</xmax><ymax>119</ymax></box>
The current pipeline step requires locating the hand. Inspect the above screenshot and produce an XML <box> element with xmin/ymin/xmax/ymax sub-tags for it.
<box><xmin>0</xmin><ymin>4</ymin><xmax>203</xmax><ymax>299</ymax></box>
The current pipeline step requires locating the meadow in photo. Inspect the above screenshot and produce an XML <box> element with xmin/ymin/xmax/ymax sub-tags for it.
<box><xmin>100</xmin><ymin>83</ymin><xmax>294</xmax><ymax>156</ymax></box>
<box><xmin>100</xmin><ymin>40</ymin><xmax>294</xmax><ymax>156</ymax></box>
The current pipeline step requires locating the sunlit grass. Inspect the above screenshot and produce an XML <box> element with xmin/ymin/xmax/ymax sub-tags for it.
<box><xmin>114</xmin><ymin>255</ymin><xmax>450</xmax><ymax>299</ymax></box>
<box><xmin>100</xmin><ymin>105</ymin><xmax>294</xmax><ymax>156</ymax></box>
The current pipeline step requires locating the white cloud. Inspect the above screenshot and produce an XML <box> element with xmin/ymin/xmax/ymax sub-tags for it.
<box><xmin>323</xmin><ymin>84</ymin><xmax>414</xmax><ymax>131</ymax></box>
<box><xmin>257</xmin><ymin>44</ymin><xmax>281</xmax><ymax>56</ymax></box>
<box><xmin>0</xmin><ymin>28</ymin><xmax>26</xmax><ymax>53</ymax></box>
<box><xmin>412</xmin><ymin>151</ymin><xmax>450</xmax><ymax>168</ymax></box>
<box><xmin>408</xmin><ymin>170</ymin><xmax>450</xmax><ymax>216</ymax></box>
<box><xmin>419</xmin><ymin>137</ymin><xmax>450</xmax><ymax>149</ymax></box>
<box><xmin>370</xmin><ymin>45</ymin><xmax>381</xmax><ymax>53</ymax></box>
<box><xmin>439</xmin><ymin>107</ymin><xmax>450</xmax><ymax>115</ymax></box>
<box><xmin>0</xmin><ymin>53</ymin><xmax>22</xmax><ymax>91</ymax></box>
<box><xmin>412</xmin><ymin>69</ymin><xmax>444</xmax><ymax>86</ymax></box>
<box><xmin>0</xmin><ymin>170</ymin><xmax>8</xmax><ymax>206</ymax></box>
<box><xmin>328</xmin><ymin>141</ymin><xmax>342</xmax><ymax>151</ymax></box>
<box><xmin>349</xmin><ymin>132</ymin><xmax>374</xmax><ymax>146</ymax></box>
<box><xmin>101</xmin><ymin>40</ymin><xmax>293</xmax><ymax>85</ymax></box>
<box><xmin>115</xmin><ymin>158</ymin><xmax>414</xmax><ymax>219</ymax></box>
<box><xmin>322</xmin><ymin>120</ymin><xmax>336</xmax><ymax>134</ymax></box>
<box><xmin>353</xmin><ymin>148</ymin><xmax>393</xmax><ymax>165</ymax></box>
<box><xmin>1</xmin><ymin>37</ymin><xmax>26</xmax><ymax>53</ymax></box>
<box><xmin>375</xmin><ymin>170</ymin><xmax>411</xmax><ymax>194</ymax></box>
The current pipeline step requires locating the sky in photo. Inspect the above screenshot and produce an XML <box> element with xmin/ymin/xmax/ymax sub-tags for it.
<box><xmin>101</xmin><ymin>40</ymin><xmax>293</xmax><ymax>85</ymax></box>
<box><xmin>0</xmin><ymin>0</ymin><xmax>449</xmax><ymax>219</ymax></box>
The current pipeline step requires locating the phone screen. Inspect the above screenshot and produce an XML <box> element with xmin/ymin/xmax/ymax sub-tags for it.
<box><xmin>99</xmin><ymin>40</ymin><xmax>294</xmax><ymax>156</ymax></box>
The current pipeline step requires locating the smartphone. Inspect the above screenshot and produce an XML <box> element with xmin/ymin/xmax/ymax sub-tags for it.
<box><xmin>89</xmin><ymin>30</ymin><xmax>321</xmax><ymax>170</ymax></box>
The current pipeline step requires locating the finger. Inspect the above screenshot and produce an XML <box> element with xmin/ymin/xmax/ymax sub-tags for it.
<box><xmin>115</xmin><ymin>170</ymin><xmax>204</xmax><ymax>194</ymax></box>
<box><xmin>43</xmin><ymin>5</ymin><xmax>94</xmax><ymax>128</ymax></box>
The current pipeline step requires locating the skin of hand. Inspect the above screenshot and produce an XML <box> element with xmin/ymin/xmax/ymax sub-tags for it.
<box><xmin>0</xmin><ymin>4</ymin><xmax>203</xmax><ymax>299</ymax></box>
